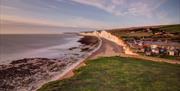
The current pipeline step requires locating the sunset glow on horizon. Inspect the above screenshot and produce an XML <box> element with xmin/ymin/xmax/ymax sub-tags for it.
<box><xmin>0</xmin><ymin>0</ymin><xmax>180</xmax><ymax>34</ymax></box>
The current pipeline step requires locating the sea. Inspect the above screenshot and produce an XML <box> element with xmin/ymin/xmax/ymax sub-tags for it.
<box><xmin>0</xmin><ymin>33</ymin><xmax>83</xmax><ymax>64</ymax></box>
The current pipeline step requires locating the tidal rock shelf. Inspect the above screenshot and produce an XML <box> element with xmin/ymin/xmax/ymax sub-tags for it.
<box><xmin>0</xmin><ymin>58</ymin><xmax>79</xmax><ymax>91</ymax></box>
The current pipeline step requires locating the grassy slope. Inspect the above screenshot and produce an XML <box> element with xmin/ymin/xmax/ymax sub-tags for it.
<box><xmin>38</xmin><ymin>57</ymin><xmax>180</xmax><ymax>91</ymax></box>
<box><xmin>160</xmin><ymin>24</ymin><xmax>180</xmax><ymax>33</ymax></box>
<box><xmin>108</xmin><ymin>24</ymin><xmax>180</xmax><ymax>37</ymax></box>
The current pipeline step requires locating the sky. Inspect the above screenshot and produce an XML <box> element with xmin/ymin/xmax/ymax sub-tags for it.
<box><xmin>0</xmin><ymin>0</ymin><xmax>180</xmax><ymax>34</ymax></box>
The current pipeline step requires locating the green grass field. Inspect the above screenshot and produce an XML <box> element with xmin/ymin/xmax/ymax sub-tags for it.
<box><xmin>38</xmin><ymin>57</ymin><xmax>180</xmax><ymax>91</ymax></box>
<box><xmin>160</xmin><ymin>24</ymin><xmax>180</xmax><ymax>33</ymax></box>
<box><xmin>108</xmin><ymin>24</ymin><xmax>180</xmax><ymax>38</ymax></box>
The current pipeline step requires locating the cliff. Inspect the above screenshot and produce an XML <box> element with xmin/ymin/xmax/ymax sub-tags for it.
<box><xmin>81</xmin><ymin>31</ymin><xmax>137</xmax><ymax>55</ymax></box>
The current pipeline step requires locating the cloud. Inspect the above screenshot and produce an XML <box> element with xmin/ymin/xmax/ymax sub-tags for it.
<box><xmin>71</xmin><ymin>0</ymin><xmax>168</xmax><ymax>17</ymax></box>
<box><xmin>66</xmin><ymin>17</ymin><xmax>111</xmax><ymax>28</ymax></box>
<box><xmin>0</xmin><ymin>2</ymin><xmax>112</xmax><ymax>29</ymax></box>
<box><xmin>1</xmin><ymin>0</ymin><xmax>174</xmax><ymax>30</ymax></box>
<box><xmin>71</xmin><ymin>0</ymin><xmax>125</xmax><ymax>15</ymax></box>
<box><xmin>1</xmin><ymin>15</ymin><xmax>66</xmax><ymax>27</ymax></box>
<box><xmin>0</xmin><ymin>15</ymin><xmax>111</xmax><ymax>29</ymax></box>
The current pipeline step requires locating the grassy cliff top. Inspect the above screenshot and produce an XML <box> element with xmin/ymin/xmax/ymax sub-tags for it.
<box><xmin>107</xmin><ymin>24</ymin><xmax>180</xmax><ymax>32</ymax></box>
<box><xmin>159</xmin><ymin>24</ymin><xmax>180</xmax><ymax>32</ymax></box>
<box><xmin>38</xmin><ymin>56</ymin><xmax>180</xmax><ymax>91</ymax></box>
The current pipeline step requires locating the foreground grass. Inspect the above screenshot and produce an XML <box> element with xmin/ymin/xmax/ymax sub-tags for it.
<box><xmin>38</xmin><ymin>57</ymin><xmax>180</xmax><ymax>91</ymax></box>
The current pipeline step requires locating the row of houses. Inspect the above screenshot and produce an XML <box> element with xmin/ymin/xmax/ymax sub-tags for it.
<box><xmin>127</xmin><ymin>40</ymin><xmax>180</xmax><ymax>56</ymax></box>
<box><xmin>144</xmin><ymin>45</ymin><xmax>180</xmax><ymax>56</ymax></box>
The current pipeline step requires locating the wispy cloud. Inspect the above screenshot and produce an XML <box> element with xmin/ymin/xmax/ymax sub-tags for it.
<box><xmin>1</xmin><ymin>15</ymin><xmax>111</xmax><ymax>29</ymax></box>
<box><xmin>71</xmin><ymin>0</ymin><xmax>168</xmax><ymax>17</ymax></box>
<box><xmin>71</xmin><ymin>0</ymin><xmax>125</xmax><ymax>15</ymax></box>
<box><xmin>1</xmin><ymin>0</ymin><xmax>178</xmax><ymax>31</ymax></box>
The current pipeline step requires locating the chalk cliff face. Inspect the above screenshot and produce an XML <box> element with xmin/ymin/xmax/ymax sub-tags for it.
<box><xmin>81</xmin><ymin>31</ymin><xmax>137</xmax><ymax>55</ymax></box>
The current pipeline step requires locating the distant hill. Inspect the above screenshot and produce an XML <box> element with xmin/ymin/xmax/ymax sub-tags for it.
<box><xmin>159</xmin><ymin>24</ymin><xmax>180</xmax><ymax>33</ymax></box>
<box><xmin>106</xmin><ymin>24</ymin><xmax>180</xmax><ymax>33</ymax></box>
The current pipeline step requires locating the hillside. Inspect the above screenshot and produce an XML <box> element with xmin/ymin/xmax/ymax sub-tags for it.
<box><xmin>38</xmin><ymin>57</ymin><xmax>180</xmax><ymax>91</ymax></box>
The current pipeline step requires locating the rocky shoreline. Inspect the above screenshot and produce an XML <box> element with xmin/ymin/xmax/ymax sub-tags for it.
<box><xmin>0</xmin><ymin>35</ymin><xmax>99</xmax><ymax>91</ymax></box>
<box><xmin>0</xmin><ymin>58</ymin><xmax>69</xmax><ymax>91</ymax></box>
